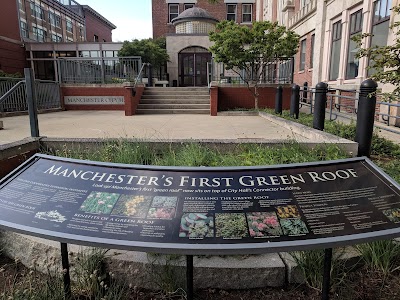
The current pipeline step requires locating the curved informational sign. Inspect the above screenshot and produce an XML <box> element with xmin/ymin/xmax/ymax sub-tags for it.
<box><xmin>0</xmin><ymin>154</ymin><xmax>399</xmax><ymax>255</ymax></box>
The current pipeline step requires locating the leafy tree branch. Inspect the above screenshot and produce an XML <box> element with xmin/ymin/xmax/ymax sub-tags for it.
<box><xmin>209</xmin><ymin>21</ymin><xmax>299</xmax><ymax>109</ymax></box>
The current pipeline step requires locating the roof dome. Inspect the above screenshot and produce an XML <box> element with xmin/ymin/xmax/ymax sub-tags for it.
<box><xmin>171</xmin><ymin>7</ymin><xmax>219</xmax><ymax>25</ymax></box>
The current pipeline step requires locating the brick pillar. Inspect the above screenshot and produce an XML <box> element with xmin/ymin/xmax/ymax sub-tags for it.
<box><xmin>125</xmin><ymin>86</ymin><xmax>144</xmax><ymax>116</ymax></box>
<box><xmin>210</xmin><ymin>86</ymin><xmax>218</xmax><ymax>116</ymax></box>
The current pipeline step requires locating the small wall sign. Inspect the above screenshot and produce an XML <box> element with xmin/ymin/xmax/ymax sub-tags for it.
<box><xmin>64</xmin><ymin>96</ymin><xmax>124</xmax><ymax>105</ymax></box>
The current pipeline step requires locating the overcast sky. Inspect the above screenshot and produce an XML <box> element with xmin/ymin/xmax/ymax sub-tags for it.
<box><xmin>77</xmin><ymin>0</ymin><xmax>153</xmax><ymax>42</ymax></box>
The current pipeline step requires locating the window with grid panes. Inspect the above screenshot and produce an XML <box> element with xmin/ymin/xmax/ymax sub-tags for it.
<box><xmin>227</xmin><ymin>4</ymin><xmax>237</xmax><ymax>21</ymax></box>
<box><xmin>20</xmin><ymin>21</ymin><xmax>28</xmax><ymax>38</ymax></box>
<box><xmin>242</xmin><ymin>4</ymin><xmax>252</xmax><ymax>23</ymax></box>
<box><xmin>66</xmin><ymin>20</ymin><xmax>73</xmax><ymax>33</ymax></box>
<box><xmin>49</xmin><ymin>12</ymin><xmax>61</xmax><ymax>28</ymax></box>
<box><xmin>169</xmin><ymin>4</ymin><xmax>179</xmax><ymax>22</ymax></box>
<box><xmin>368</xmin><ymin>0</ymin><xmax>392</xmax><ymax>75</ymax></box>
<box><xmin>329</xmin><ymin>20</ymin><xmax>342</xmax><ymax>80</ymax></box>
<box><xmin>299</xmin><ymin>39</ymin><xmax>306</xmax><ymax>71</ymax></box>
<box><xmin>346</xmin><ymin>9</ymin><xmax>363</xmax><ymax>79</ymax></box>
<box><xmin>33</xmin><ymin>27</ymin><xmax>46</xmax><ymax>42</ymax></box>
<box><xmin>30</xmin><ymin>3</ymin><xmax>44</xmax><ymax>19</ymax></box>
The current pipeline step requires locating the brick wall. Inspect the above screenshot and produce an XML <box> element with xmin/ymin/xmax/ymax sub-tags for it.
<box><xmin>0</xmin><ymin>0</ymin><xmax>20</xmax><ymax>40</ymax></box>
<box><xmin>84</xmin><ymin>12</ymin><xmax>113</xmax><ymax>42</ymax></box>
<box><xmin>152</xmin><ymin>0</ymin><xmax>257</xmax><ymax>38</ymax></box>
<box><xmin>293</xmin><ymin>31</ymin><xmax>314</xmax><ymax>86</ymax></box>
<box><xmin>210</xmin><ymin>85</ymin><xmax>291</xmax><ymax>114</ymax></box>
<box><xmin>0</xmin><ymin>0</ymin><xmax>26</xmax><ymax>74</ymax></box>
<box><xmin>0</xmin><ymin>39</ymin><xmax>27</xmax><ymax>74</ymax></box>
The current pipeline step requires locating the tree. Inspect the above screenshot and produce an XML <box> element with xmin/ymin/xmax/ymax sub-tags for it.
<box><xmin>118</xmin><ymin>38</ymin><xmax>169</xmax><ymax>68</ymax></box>
<box><xmin>353</xmin><ymin>4</ymin><xmax>400</xmax><ymax>101</ymax></box>
<box><xmin>209</xmin><ymin>21</ymin><xmax>299</xmax><ymax>109</ymax></box>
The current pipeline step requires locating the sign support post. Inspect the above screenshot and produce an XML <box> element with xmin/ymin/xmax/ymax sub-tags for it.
<box><xmin>60</xmin><ymin>242</ymin><xmax>72</xmax><ymax>299</ymax></box>
<box><xmin>186</xmin><ymin>255</ymin><xmax>194</xmax><ymax>300</ymax></box>
<box><xmin>321</xmin><ymin>248</ymin><xmax>333</xmax><ymax>300</ymax></box>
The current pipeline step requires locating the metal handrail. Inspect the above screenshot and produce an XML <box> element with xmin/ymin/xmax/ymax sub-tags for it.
<box><xmin>0</xmin><ymin>80</ymin><xmax>25</xmax><ymax>104</ymax></box>
<box><xmin>134</xmin><ymin>63</ymin><xmax>147</xmax><ymax>88</ymax></box>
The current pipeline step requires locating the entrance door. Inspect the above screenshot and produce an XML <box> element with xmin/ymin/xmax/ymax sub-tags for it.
<box><xmin>179</xmin><ymin>50</ymin><xmax>211</xmax><ymax>87</ymax></box>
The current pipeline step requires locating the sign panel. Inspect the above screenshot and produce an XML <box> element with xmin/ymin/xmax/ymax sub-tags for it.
<box><xmin>64</xmin><ymin>96</ymin><xmax>124</xmax><ymax>105</ymax></box>
<box><xmin>0</xmin><ymin>154</ymin><xmax>399</xmax><ymax>254</ymax></box>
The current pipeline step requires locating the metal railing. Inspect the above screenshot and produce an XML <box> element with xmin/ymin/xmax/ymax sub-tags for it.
<box><xmin>208</xmin><ymin>58</ymin><xmax>294</xmax><ymax>86</ymax></box>
<box><xmin>58</xmin><ymin>56</ymin><xmax>142</xmax><ymax>84</ymax></box>
<box><xmin>0</xmin><ymin>77</ymin><xmax>61</xmax><ymax>113</ymax></box>
<box><xmin>298</xmin><ymin>84</ymin><xmax>400</xmax><ymax>136</ymax></box>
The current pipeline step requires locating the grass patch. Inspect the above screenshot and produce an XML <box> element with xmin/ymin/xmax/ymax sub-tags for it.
<box><xmin>263</xmin><ymin>109</ymin><xmax>400</xmax><ymax>183</ymax></box>
<box><xmin>45</xmin><ymin>140</ymin><xmax>351</xmax><ymax>167</ymax></box>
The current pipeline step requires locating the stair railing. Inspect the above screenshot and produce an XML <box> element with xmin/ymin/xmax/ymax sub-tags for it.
<box><xmin>134</xmin><ymin>63</ymin><xmax>147</xmax><ymax>88</ymax></box>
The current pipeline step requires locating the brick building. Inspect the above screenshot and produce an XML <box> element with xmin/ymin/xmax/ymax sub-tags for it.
<box><xmin>152</xmin><ymin>0</ymin><xmax>257</xmax><ymax>86</ymax></box>
<box><xmin>0</xmin><ymin>0</ymin><xmax>116</xmax><ymax>75</ymax></box>
<box><xmin>82</xmin><ymin>5</ymin><xmax>116</xmax><ymax>42</ymax></box>
<box><xmin>152</xmin><ymin>0</ymin><xmax>257</xmax><ymax>38</ymax></box>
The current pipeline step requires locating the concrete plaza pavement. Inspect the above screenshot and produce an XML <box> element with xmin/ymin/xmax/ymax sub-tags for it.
<box><xmin>1</xmin><ymin>110</ymin><xmax>398</xmax><ymax>146</ymax></box>
<box><xmin>0</xmin><ymin>111</ymin><xmax>308</xmax><ymax>145</ymax></box>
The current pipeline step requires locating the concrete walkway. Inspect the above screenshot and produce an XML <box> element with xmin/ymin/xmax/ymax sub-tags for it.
<box><xmin>0</xmin><ymin>111</ymin><xmax>306</xmax><ymax>145</ymax></box>
<box><xmin>1</xmin><ymin>110</ymin><xmax>398</xmax><ymax>146</ymax></box>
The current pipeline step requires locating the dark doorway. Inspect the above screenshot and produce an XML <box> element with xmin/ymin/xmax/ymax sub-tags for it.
<box><xmin>179</xmin><ymin>47</ymin><xmax>211</xmax><ymax>87</ymax></box>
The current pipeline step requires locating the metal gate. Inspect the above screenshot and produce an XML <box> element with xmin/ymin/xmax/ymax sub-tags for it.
<box><xmin>0</xmin><ymin>78</ymin><xmax>61</xmax><ymax>113</ymax></box>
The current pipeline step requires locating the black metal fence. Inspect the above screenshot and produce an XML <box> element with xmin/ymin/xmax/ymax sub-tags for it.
<box><xmin>0</xmin><ymin>77</ymin><xmax>61</xmax><ymax>113</ymax></box>
<box><xmin>58</xmin><ymin>57</ymin><xmax>142</xmax><ymax>84</ymax></box>
<box><xmin>295</xmin><ymin>82</ymin><xmax>400</xmax><ymax>136</ymax></box>
<box><xmin>208</xmin><ymin>58</ymin><xmax>294</xmax><ymax>86</ymax></box>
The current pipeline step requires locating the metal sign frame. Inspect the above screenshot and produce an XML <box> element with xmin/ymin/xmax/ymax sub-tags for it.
<box><xmin>0</xmin><ymin>153</ymin><xmax>399</xmax><ymax>256</ymax></box>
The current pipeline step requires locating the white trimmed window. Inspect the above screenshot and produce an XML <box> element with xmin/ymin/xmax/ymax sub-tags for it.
<box><xmin>49</xmin><ymin>12</ymin><xmax>61</xmax><ymax>28</ymax></box>
<box><xmin>242</xmin><ymin>4</ymin><xmax>252</xmax><ymax>23</ymax></box>
<box><xmin>33</xmin><ymin>26</ymin><xmax>46</xmax><ymax>42</ymax></box>
<box><xmin>66</xmin><ymin>20</ymin><xmax>73</xmax><ymax>33</ymax></box>
<box><xmin>227</xmin><ymin>4</ymin><xmax>237</xmax><ymax>21</ymax></box>
<box><xmin>20</xmin><ymin>21</ymin><xmax>28</xmax><ymax>38</ymax></box>
<box><xmin>30</xmin><ymin>3</ymin><xmax>44</xmax><ymax>20</ymax></box>
<box><xmin>299</xmin><ymin>39</ymin><xmax>306</xmax><ymax>71</ymax></box>
<box><xmin>169</xmin><ymin>4</ymin><xmax>179</xmax><ymax>22</ymax></box>
<box><xmin>52</xmin><ymin>34</ymin><xmax>62</xmax><ymax>42</ymax></box>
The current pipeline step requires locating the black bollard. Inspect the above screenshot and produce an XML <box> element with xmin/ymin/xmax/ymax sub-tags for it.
<box><xmin>302</xmin><ymin>82</ymin><xmax>308</xmax><ymax>102</ymax></box>
<box><xmin>313</xmin><ymin>82</ymin><xmax>328</xmax><ymax>131</ymax></box>
<box><xmin>290</xmin><ymin>84</ymin><xmax>300</xmax><ymax>119</ymax></box>
<box><xmin>147</xmin><ymin>63</ymin><xmax>153</xmax><ymax>87</ymax></box>
<box><xmin>24</xmin><ymin>68</ymin><xmax>39</xmax><ymax>138</ymax></box>
<box><xmin>355</xmin><ymin>79</ymin><xmax>378</xmax><ymax>157</ymax></box>
<box><xmin>275</xmin><ymin>86</ymin><xmax>283</xmax><ymax>115</ymax></box>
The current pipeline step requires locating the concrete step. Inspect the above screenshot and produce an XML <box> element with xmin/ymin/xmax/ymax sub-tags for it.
<box><xmin>135</xmin><ymin>108</ymin><xmax>210</xmax><ymax>114</ymax></box>
<box><xmin>145</xmin><ymin>87</ymin><xmax>208</xmax><ymax>92</ymax></box>
<box><xmin>137</xmin><ymin>104</ymin><xmax>210</xmax><ymax>110</ymax></box>
<box><xmin>139</xmin><ymin>87</ymin><xmax>210</xmax><ymax>114</ymax></box>
<box><xmin>141</xmin><ymin>95</ymin><xmax>210</xmax><ymax>100</ymax></box>
<box><xmin>140</xmin><ymin>99</ymin><xmax>210</xmax><ymax>104</ymax></box>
